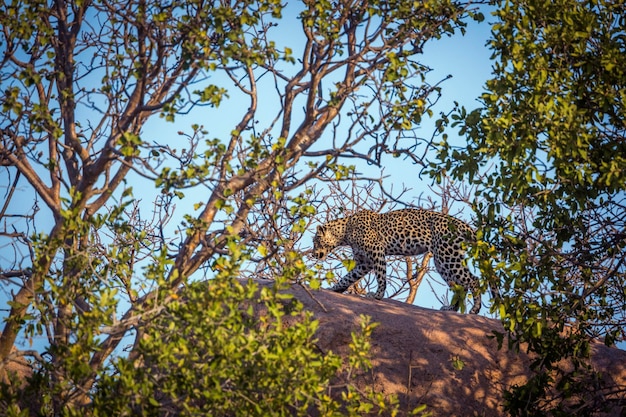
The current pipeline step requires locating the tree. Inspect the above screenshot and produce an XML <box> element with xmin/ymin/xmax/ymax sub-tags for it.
<box><xmin>0</xmin><ymin>0</ymin><xmax>481</xmax><ymax>414</ymax></box>
<box><xmin>435</xmin><ymin>0</ymin><xmax>626</xmax><ymax>414</ymax></box>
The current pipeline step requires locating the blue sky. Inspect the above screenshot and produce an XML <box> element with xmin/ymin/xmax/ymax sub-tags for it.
<box><xmin>0</xmin><ymin>3</ymin><xmax>498</xmax><ymax>353</ymax></box>
<box><xmin>167</xmin><ymin>5</ymin><xmax>498</xmax><ymax>311</ymax></box>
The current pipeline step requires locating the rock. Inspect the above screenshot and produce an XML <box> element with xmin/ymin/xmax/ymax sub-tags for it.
<box><xmin>260</xmin><ymin>280</ymin><xmax>626</xmax><ymax>416</ymax></box>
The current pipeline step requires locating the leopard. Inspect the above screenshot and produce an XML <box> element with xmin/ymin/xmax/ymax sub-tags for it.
<box><xmin>312</xmin><ymin>208</ymin><xmax>484</xmax><ymax>314</ymax></box>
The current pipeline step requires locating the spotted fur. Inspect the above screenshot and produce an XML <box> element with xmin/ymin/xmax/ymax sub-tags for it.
<box><xmin>313</xmin><ymin>209</ymin><xmax>482</xmax><ymax>314</ymax></box>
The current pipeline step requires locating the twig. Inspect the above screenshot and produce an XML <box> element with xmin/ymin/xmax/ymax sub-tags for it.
<box><xmin>297</xmin><ymin>281</ymin><xmax>328</xmax><ymax>313</ymax></box>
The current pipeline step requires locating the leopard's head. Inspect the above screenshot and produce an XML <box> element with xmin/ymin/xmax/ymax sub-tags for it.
<box><xmin>312</xmin><ymin>224</ymin><xmax>339</xmax><ymax>260</ymax></box>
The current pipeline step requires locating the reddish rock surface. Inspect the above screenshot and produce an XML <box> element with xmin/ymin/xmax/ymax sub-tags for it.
<box><xmin>265</xmin><ymin>280</ymin><xmax>626</xmax><ymax>416</ymax></box>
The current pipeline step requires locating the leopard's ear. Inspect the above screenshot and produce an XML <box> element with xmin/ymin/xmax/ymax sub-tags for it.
<box><xmin>316</xmin><ymin>225</ymin><xmax>325</xmax><ymax>233</ymax></box>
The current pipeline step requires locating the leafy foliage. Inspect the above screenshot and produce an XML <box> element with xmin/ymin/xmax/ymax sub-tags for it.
<box><xmin>1</xmin><ymin>0</ymin><xmax>474</xmax><ymax>414</ymax></box>
<box><xmin>434</xmin><ymin>0</ymin><xmax>626</xmax><ymax>414</ymax></box>
<box><xmin>91</xmin><ymin>277</ymin><xmax>393</xmax><ymax>417</ymax></box>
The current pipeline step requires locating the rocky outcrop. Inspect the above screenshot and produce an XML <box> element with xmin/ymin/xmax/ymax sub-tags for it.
<box><xmin>267</xmin><ymin>280</ymin><xmax>626</xmax><ymax>416</ymax></box>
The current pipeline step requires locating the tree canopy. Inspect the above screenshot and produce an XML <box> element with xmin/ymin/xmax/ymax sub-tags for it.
<box><xmin>435</xmin><ymin>0</ymin><xmax>626</xmax><ymax>413</ymax></box>
<box><xmin>3</xmin><ymin>0</ymin><xmax>624</xmax><ymax>414</ymax></box>
<box><xmin>0</xmin><ymin>0</ymin><xmax>479</xmax><ymax>414</ymax></box>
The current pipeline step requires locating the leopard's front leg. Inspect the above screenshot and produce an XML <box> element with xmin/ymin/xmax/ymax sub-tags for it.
<box><xmin>330</xmin><ymin>261</ymin><xmax>372</xmax><ymax>293</ymax></box>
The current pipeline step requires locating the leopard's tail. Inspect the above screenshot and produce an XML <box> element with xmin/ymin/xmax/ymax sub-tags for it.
<box><xmin>486</xmin><ymin>278</ymin><xmax>502</xmax><ymax>316</ymax></box>
<box><xmin>469</xmin><ymin>289</ymin><xmax>482</xmax><ymax>314</ymax></box>
<box><xmin>470</xmin><ymin>277</ymin><xmax>500</xmax><ymax>315</ymax></box>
